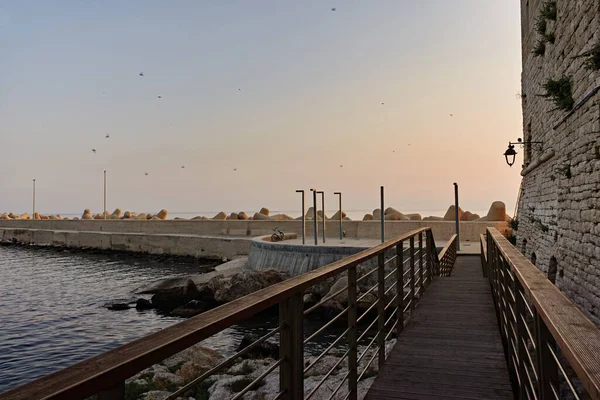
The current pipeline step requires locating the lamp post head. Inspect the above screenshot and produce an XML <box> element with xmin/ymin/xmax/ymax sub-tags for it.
<box><xmin>334</xmin><ymin>192</ymin><xmax>341</xmax><ymax>195</ymax></box>
<box><xmin>504</xmin><ymin>143</ymin><xmax>518</xmax><ymax>167</ymax></box>
<box><xmin>296</xmin><ymin>189</ymin><xmax>304</xmax><ymax>193</ymax></box>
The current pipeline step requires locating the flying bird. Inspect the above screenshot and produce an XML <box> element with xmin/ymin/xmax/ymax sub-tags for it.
<box><xmin>381</xmin><ymin>102</ymin><xmax>384</xmax><ymax>105</ymax></box>
<box><xmin>144</xmin><ymin>172</ymin><xmax>148</xmax><ymax>176</ymax></box>
<box><xmin>105</xmin><ymin>134</ymin><xmax>110</xmax><ymax>139</ymax></box>
<box><xmin>157</xmin><ymin>95</ymin><xmax>162</xmax><ymax>99</ymax></box>
<box><xmin>233</xmin><ymin>168</ymin><xmax>237</xmax><ymax>171</ymax></box>
<box><xmin>340</xmin><ymin>165</ymin><xmax>343</xmax><ymax>168</ymax></box>
<box><xmin>92</xmin><ymin>149</ymin><xmax>96</xmax><ymax>154</ymax></box>
<box><xmin>450</xmin><ymin>114</ymin><xmax>453</xmax><ymax>117</ymax></box>
<box><xmin>331</xmin><ymin>7</ymin><xmax>336</xmax><ymax>11</ymax></box>
<box><xmin>238</xmin><ymin>88</ymin><xmax>241</xmax><ymax>91</ymax></box>
<box><xmin>139</xmin><ymin>72</ymin><xmax>144</xmax><ymax>77</ymax></box>
<box><xmin>181</xmin><ymin>165</ymin><xmax>185</xmax><ymax>169</ymax></box>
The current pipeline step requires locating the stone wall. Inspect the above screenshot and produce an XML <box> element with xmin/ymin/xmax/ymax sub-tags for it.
<box><xmin>518</xmin><ymin>0</ymin><xmax>600</xmax><ymax>324</ymax></box>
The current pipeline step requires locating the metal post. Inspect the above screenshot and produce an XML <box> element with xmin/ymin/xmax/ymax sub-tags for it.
<box><xmin>396</xmin><ymin>242</ymin><xmax>404</xmax><ymax>334</ymax></box>
<box><xmin>32</xmin><ymin>179</ymin><xmax>36</xmax><ymax>218</ymax></box>
<box><xmin>454</xmin><ymin>182</ymin><xmax>460</xmax><ymax>251</ymax></box>
<box><xmin>296</xmin><ymin>190</ymin><xmax>305</xmax><ymax>245</ymax></box>
<box><xmin>104</xmin><ymin>170</ymin><xmax>107</xmax><ymax>220</ymax></box>
<box><xmin>380</xmin><ymin>186</ymin><xmax>385</xmax><ymax>243</ymax></box>
<box><xmin>317</xmin><ymin>191</ymin><xmax>325</xmax><ymax>243</ymax></box>
<box><xmin>311</xmin><ymin>189</ymin><xmax>318</xmax><ymax>245</ymax></box>
<box><xmin>334</xmin><ymin>192</ymin><xmax>342</xmax><ymax>240</ymax></box>
<box><xmin>347</xmin><ymin>266</ymin><xmax>358</xmax><ymax>400</ymax></box>
<box><xmin>377</xmin><ymin>252</ymin><xmax>386</xmax><ymax>368</ymax></box>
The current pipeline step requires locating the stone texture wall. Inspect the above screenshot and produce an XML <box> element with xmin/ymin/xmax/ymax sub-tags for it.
<box><xmin>518</xmin><ymin>0</ymin><xmax>600</xmax><ymax>325</ymax></box>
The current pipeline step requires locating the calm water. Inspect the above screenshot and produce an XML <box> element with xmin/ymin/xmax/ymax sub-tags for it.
<box><xmin>0</xmin><ymin>245</ymin><xmax>347</xmax><ymax>393</ymax></box>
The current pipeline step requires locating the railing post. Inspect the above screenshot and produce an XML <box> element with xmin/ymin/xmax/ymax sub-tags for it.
<box><xmin>418</xmin><ymin>232</ymin><xmax>424</xmax><ymax>295</ymax></box>
<box><xmin>347</xmin><ymin>266</ymin><xmax>358</xmax><ymax>400</ymax></box>
<box><xmin>535</xmin><ymin>311</ymin><xmax>559</xmax><ymax>400</ymax></box>
<box><xmin>409</xmin><ymin>237</ymin><xmax>415</xmax><ymax>310</ymax></box>
<box><xmin>396</xmin><ymin>242</ymin><xmax>404</xmax><ymax>334</ymax></box>
<box><xmin>280</xmin><ymin>293</ymin><xmax>304</xmax><ymax>400</ymax></box>
<box><xmin>503</xmin><ymin>259</ymin><xmax>516</xmax><ymax>388</ymax></box>
<box><xmin>377</xmin><ymin>252</ymin><xmax>386</xmax><ymax>369</ymax></box>
<box><xmin>425</xmin><ymin>231</ymin><xmax>432</xmax><ymax>284</ymax></box>
<box><xmin>97</xmin><ymin>381</ymin><xmax>125</xmax><ymax>400</ymax></box>
<box><xmin>515</xmin><ymin>280</ymin><xmax>528</xmax><ymax>400</ymax></box>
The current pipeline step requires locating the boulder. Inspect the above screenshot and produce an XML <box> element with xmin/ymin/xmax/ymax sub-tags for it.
<box><xmin>151</xmin><ymin>216</ymin><xmax>161</xmax><ymax>220</ymax></box>
<box><xmin>317</xmin><ymin>299</ymin><xmax>345</xmax><ymax>319</ymax></box>
<box><xmin>122</xmin><ymin>211</ymin><xmax>132</xmax><ymax>219</ymax></box>
<box><xmin>41</xmin><ymin>215</ymin><xmax>50</xmax><ymax>220</ymax></box>
<box><xmin>477</xmin><ymin>201</ymin><xmax>507</xmax><ymax>222</ymax></box>
<box><xmin>33</xmin><ymin>212</ymin><xmax>41</xmax><ymax>220</ymax></box>
<box><xmin>272</xmin><ymin>213</ymin><xmax>294</xmax><ymax>221</ymax></box>
<box><xmin>303</xmin><ymin>293</ymin><xmax>320</xmax><ymax>309</ymax></box>
<box><xmin>172</xmin><ymin>300</ymin><xmax>211</xmax><ymax>318</ymax></box>
<box><xmin>228</xmin><ymin>212</ymin><xmax>239</xmax><ymax>220</ymax></box>
<box><xmin>191</xmin><ymin>216</ymin><xmax>206</xmax><ymax>220</ymax></box>
<box><xmin>384</xmin><ymin>207</ymin><xmax>401</xmax><ymax>216</ymax></box>
<box><xmin>107</xmin><ymin>303</ymin><xmax>130</xmax><ymax>311</ymax></box>
<box><xmin>146</xmin><ymin>213</ymin><xmax>154</xmax><ymax>220</ymax></box>
<box><xmin>73</xmin><ymin>217</ymin><xmax>79</xmax><ymax>220</ymax></box>
<box><xmin>110</xmin><ymin>214</ymin><xmax>120</xmax><ymax>220</ymax></box>
<box><xmin>93</xmin><ymin>213</ymin><xmax>104</xmax><ymax>220</ymax></box>
<box><xmin>423</xmin><ymin>216</ymin><xmax>444</xmax><ymax>221</ymax></box>
<box><xmin>152</xmin><ymin>371</ymin><xmax>183</xmax><ymax>388</ymax></box>
<box><xmin>213</xmin><ymin>211</ymin><xmax>227</xmax><ymax>220</ymax></box>
<box><xmin>20</xmin><ymin>213</ymin><xmax>31</xmax><ymax>220</ymax></box>
<box><xmin>330</xmin><ymin>210</ymin><xmax>347</xmax><ymax>220</ymax></box>
<box><xmin>466</xmin><ymin>212</ymin><xmax>480</xmax><ymax>221</ymax></box>
<box><xmin>385</xmin><ymin>212</ymin><xmax>409</xmax><ymax>221</ymax></box>
<box><xmin>63</xmin><ymin>217</ymin><xmax>70</xmax><ymax>220</ymax></box>
<box><xmin>111</xmin><ymin>208</ymin><xmax>122</xmax><ymax>218</ymax></box>
<box><xmin>405</xmin><ymin>213</ymin><xmax>422</xmax><ymax>221</ymax></box>
<box><xmin>136</xmin><ymin>213</ymin><xmax>147</xmax><ymax>220</ymax></box>
<box><xmin>372</xmin><ymin>209</ymin><xmax>382</xmax><ymax>220</ymax></box>
<box><xmin>461</xmin><ymin>211</ymin><xmax>473</xmax><ymax>221</ymax></box>
<box><xmin>49</xmin><ymin>215</ymin><xmax>61</xmax><ymax>220</ymax></box>
<box><xmin>253</xmin><ymin>212</ymin><xmax>274</xmax><ymax>220</ymax></box>
<box><xmin>236</xmin><ymin>333</ymin><xmax>279</xmax><ymax>359</ymax></box>
<box><xmin>151</xmin><ymin>279</ymin><xmax>201</xmax><ymax>312</ymax></box>
<box><xmin>237</xmin><ymin>212</ymin><xmax>249</xmax><ymax>220</ymax></box>
<box><xmin>164</xmin><ymin>345</ymin><xmax>222</xmax><ymax>380</ymax></box>
<box><xmin>173</xmin><ymin>217</ymin><xmax>187</xmax><ymax>220</ymax></box>
<box><xmin>259</xmin><ymin>207</ymin><xmax>270</xmax><ymax>216</ymax></box>
<box><xmin>357</xmin><ymin>292</ymin><xmax>378</xmax><ymax>313</ymax></box>
<box><xmin>135</xmin><ymin>298</ymin><xmax>154</xmax><ymax>310</ymax></box>
<box><xmin>156</xmin><ymin>209</ymin><xmax>168</xmax><ymax>220</ymax></box>
<box><xmin>363</xmin><ymin>213</ymin><xmax>374</xmax><ymax>221</ymax></box>
<box><xmin>443</xmin><ymin>205</ymin><xmax>464</xmax><ymax>221</ymax></box>
<box><xmin>305</xmin><ymin>207</ymin><xmax>322</xmax><ymax>220</ymax></box>
<box><xmin>8</xmin><ymin>212</ymin><xmax>18</xmax><ymax>219</ymax></box>
<box><xmin>209</xmin><ymin>270</ymin><xmax>286</xmax><ymax>304</ymax></box>
<box><xmin>82</xmin><ymin>209</ymin><xmax>93</xmax><ymax>220</ymax></box>
<box><xmin>326</xmin><ymin>277</ymin><xmax>349</xmax><ymax>306</ymax></box>
<box><xmin>316</xmin><ymin>210</ymin><xmax>329</xmax><ymax>220</ymax></box>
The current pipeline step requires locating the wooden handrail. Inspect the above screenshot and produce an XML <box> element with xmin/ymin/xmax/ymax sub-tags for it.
<box><xmin>487</xmin><ymin>228</ymin><xmax>600</xmax><ymax>399</ymax></box>
<box><xmin>1</xmin><ymin>228</ymin><xmax>431</xmax><ymax>400</ymax></box>
<box><xmin>438</xmin><ymin>234</ymin><xmax>457</xmax><ymax>261</ymax></box>
<box><xmin>438</xmin><ymin>234</ymin><xmax>458</xmax><ymax>277</ymax></box>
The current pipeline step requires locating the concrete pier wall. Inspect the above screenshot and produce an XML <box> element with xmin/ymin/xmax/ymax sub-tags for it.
<box><xmin>0</xmin><ymin>219</ymin><xmax>507</xmax><ymax>242</ymax></box>
<box><xmin>0</xmin><ymin>228</ymin><xmax>251</xmax><ymax>259</ymax></box>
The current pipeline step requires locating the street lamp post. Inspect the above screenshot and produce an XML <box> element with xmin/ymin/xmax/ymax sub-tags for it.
<box><xmin>32</xmin><ymin>179</ymin><xmax>36</xmax><ymax>218</ymax></box>
<box><xmin>317</xmin><ymin>191</ymin><xmax>325</xmax><ymax>243</ymax></box>
<box><xmin>380</xmin><ymin>186</ymin><xmax>385</xmax><ymax>243</ymax></box>
<box><xmin>334</xmin><ymin>192</ymin><xmax>342</xmax><ymax>240</ymax></box>
<box><xmin>104</xmin><ymin>170</ymin><xmax>107</xmax><ymax>220</ymax></box>
<box><xmin>296</xmin><ymin>190</ymin><xmax>305</xmax><ymax>244</ymax></box>
<box><xmin>310</xmin><ymin>189</ymin><xmax>318</xmax><ymax>245</ymax></box>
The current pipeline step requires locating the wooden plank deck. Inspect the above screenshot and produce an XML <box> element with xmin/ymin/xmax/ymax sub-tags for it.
<box><xmin>365</xmin><ymin>255</ymin><xmax>514</xmax><ymax>400</ymax></box>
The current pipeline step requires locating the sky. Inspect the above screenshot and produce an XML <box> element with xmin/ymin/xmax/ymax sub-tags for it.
<box><xmin>0</xmin><ymin>1</ymin><xmax>524</xmax><ymax>217</ymax></box>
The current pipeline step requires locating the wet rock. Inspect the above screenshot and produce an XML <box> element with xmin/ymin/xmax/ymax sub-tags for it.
<box><xmin>151</xmin><ymin>279</ymin><xmax>200</xmax><ymax>312</ymax></box>
<box><xmin>303</xmin><ymin>293</ymin><xmax>320</xmax><ymax>309</ymax></box>
<box><xmin>326</xmin><ymin>277</ymin><xmax>348</xmax><ymax>306</ymax></box>
<box><xmin>236</xmin><ymin>333</ymin><xmax>279</xmax><ymax>359</ymax></box>
<box><xmin>152</xmin><ymin>371</ymin><xmax>182</xmax><ymax>388</ymax></box>
<box><xmin>107</xmin><ymin>303</ymin><xmax>130</xmax><ymax>311</ymax></box>
<box><xmin>143</xmin><ymin>391</ymin><xmax>172</xmax><ymax>400</ymax></box>
<box><xmin>208</xmin><ymin>270</ymin><xmax>286</xmax><ymax>304</ymax></box>
<box><xmin>135</xmin><ymin>298</ymin><xmax>154</xmax><ymax>310</ymax></box>
<box><xmin>171</xmin><ymin>299</ymin><xmax>210</xmax><ymax>318</ymax></box>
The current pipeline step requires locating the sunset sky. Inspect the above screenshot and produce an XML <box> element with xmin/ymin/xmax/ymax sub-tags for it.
<box><xmin>1</xmin><ymin>1</ymin><xmax>524</xmax><ymax>216</ymax></box>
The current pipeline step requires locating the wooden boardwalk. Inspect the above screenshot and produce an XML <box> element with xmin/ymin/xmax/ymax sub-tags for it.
<box><xmin>365</xmin><ymin>255</ymin><xmax>513</xmax><ymax>400</ymax></box>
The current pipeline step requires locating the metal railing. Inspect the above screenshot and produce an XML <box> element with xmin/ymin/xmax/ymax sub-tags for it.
<box><xmin>483</xmin><ymin>228</ymin><xmax>600</xmax><ymax>400</ymax></box>
<box><xmin>1</xmin><ymin>228</ymin><xmax>459</xmax><ymax>400</ymax></box>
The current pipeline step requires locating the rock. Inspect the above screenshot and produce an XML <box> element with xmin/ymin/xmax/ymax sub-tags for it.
<box><xmin>93</xmin><ymin>213</ymin><xmax>104</xmax><ymax>220</ymax></box>
<box><xmin>73</xmin><ymin>217</ymin><xmax>79</xmax><ymax>220</ymax></box>
<box><xmin>143</xmin><ymin>391</ymin><xmax>172</xmax><ymax>400</ymax></box>
<box><xmin>213</xmin><ymin>211</ymin><xmax>227</xmax><ymax>220</ymax></box>
<box><xmin>152</xmin><ymin>371</ymin><xmax>182</xmax><ymax>389</ymax></box>
<box><xmin>443</xmin><ymin>205</ymin><xmax>464</xmax><ymax>221</ymax></box>
<box><xmin>259</xmin><ymin>207</ymin><xmax>270</xmax><ymax>216</ymax></box>
<box><xmin>372</xmin><ymin>208</ymin><xmax>382</xmax><ymax>220</ymax></box>
<box><xmin>272</xmin><ymin>213</ymin><xmax>294</xmax><ymax>221</ymax></box>
<box><xmin>318</xmin><ymin>299</ymin><xmax>345</xmax><ymax>319</ymax></box>
<box><xmin>33</xmin><ymin>212</ymin><xmax>41</xmax><ymax>220</ymax></box>
<box><xmin>163</xmin><ymin>345</ymin><xmax>222</xmax><ymax>373</ymax></box>
<box><xmin>209</xmin><ymin>270</ymin><xmax>286</xmax><ymax>304</ymax></box>
<box><xmin>191</xmin><ymin>215</ymin><xmax>206</xmax><ymax>220</ymax></box>
<box><xmin>305</xmin><ymin>207</ymin><xmax>322</xmax><ymax>220</ymax></box>
<box><xmin>20</xmin><ymin>213</ymin><xmax>31</xmax><ymax>220</ymax></box>
<box><xmin>49</xmin><ymin>215</ymin><xmax>62</xmax><ymax>220</ymax></box>
<box><xmin>303</xmin><ymin>293</ymin><xmax>320</xmax><ymax>309</ymax></box>
<box><xmin>357</xmin><ymin>292</ymin><xmax>378</xmax><ymax>313</ymax></box>
<box><xmin>405</xmin><ymin>213</ymin><xmax>422</xmax><ymax>221</ymax></box>
<box><xmin>82</xmin><ymin>209</ymin><xmax>93</xmax><ymax>219</ymax></box>
<box><xmin>173</xmin><ymin>217</ymin><xmax>187</xmax><ymax>220</ymax></box>
<box><xmin>110</xmin><ymin>214</ymin><xmax>120</xmax><ymax>220</ymax></box>
<box><xmin>385</xmin><ymin>212</ymin><xmax>409</xmax><ymax>221</ymax></box>
<box><xmin>316</xmin><ymin>210</ymin><xmax>329</xmax><ymax>220</ymax></box>
<box><xmin>363</xmin><ymin>213</ymin><xmax>374</xmax><ymax>221</ymax></box>
<box><xmin>146</xmin><ymin>214</ymin><xmax>154</xmax><ymax>220</ymax></box>
<box><xmin>137</xmin><ymin>213</ymin><xmax>148</xmax><ymax>220</ymax></box>
<box><xmin>111</xmin><ymin>208</ymin><xmax>122</xmax><ymax>218</ymax></box>
<box><xmin>461</xmin><ymin>211</ymin><xmax>473</xmax><ymax>221</ymax></box>
<box><xmin>384</xmin><ymin>207</ymin><xmax>401</xmax><ymax>216</ymax></box>
<box><xmin>171</xmin><ymin>299</ymin><xmax>210</xmax><ymax>318</ymax></box>
<box><xmin>477</xmin><ymin>201</ymin><xmax>507</xmax><ymax>221</ymax></box>
<box><xmin>41</xmin><ymin>215</ymin><xmax>50</xmax><ymax>220</ymax></box>
<box><xmin>151</xmin><ymin>216</ymin><xmax>161</xmax><ymax>220</ymax></box>
<box><xmin>228</xmin><ymin>212</ymin><xmax>239</xmax><ymax>220</ymax></box>
<box><xmin>253</xmin><ymin>212</ymin><xmax>274</xmax><ymax>220</ymax></box>
<box><xmin>151</xmin><ymin>279</ymin><xmax>200</xmax><ymax>312</ymax></box>
<box><xmin>330</xmin><ymin>210</ymin><xmax>347</xmax><ymax>220</ymax></box>
<box><xmin>107</xmin><ymin>303</ymin><xmax>130</xmax><ymax>311</ymax></box>
<box><xmin>423</xmin><ymin>216</ymin><xmax>444</xmax><ymax>221</ymax></box>
<box><xmin>326</xmin><ymin>277</ymin><xmax>349</xmax><ymax>306</ymax></box>
<box><xmin>505</xmin><ymin>213</ymin><xmax>512</xmax><ymax>222</ymax></box>
<box><xmin>122</xmin><ymin>211</ymin><xmax>132</xmax><ymax>219</ymax></box>
<box><xmin>156</xmin><ymin>209</ymin><xmax>168</xmax><ymax>220</ymax></box>
<box><xmin>237</xmin><ymin>212</ymin><xmax>249</xmax><ymax>220</ymax></box>
<box><xmin>8</xmin><ymin>212</ymin><xmax>18</xmax><ymax>219</ymax></box>
<box><xmin>304</xmin><ymin>355</ymin><xmax>346</xmax><ymax>378</ymax></box>
<box><xmin>135</xmin><ymin>298</ymin><xmax>154</xmax><ymax>310</ymax></box>
<box><xmin>63</xmin><ymin>217</ymin><xmax>70</xmax><ymax>220</ymax></box>
<box><xmin>236</xmin><ymin>333</ymin><xmax>279</xmax><ymax>359</ymax></box>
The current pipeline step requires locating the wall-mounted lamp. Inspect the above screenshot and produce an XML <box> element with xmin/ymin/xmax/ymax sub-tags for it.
<box><xmin>504</xmin><ymin>138</ymin><xmax>543</xmax><ymax>167</ymax></box>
